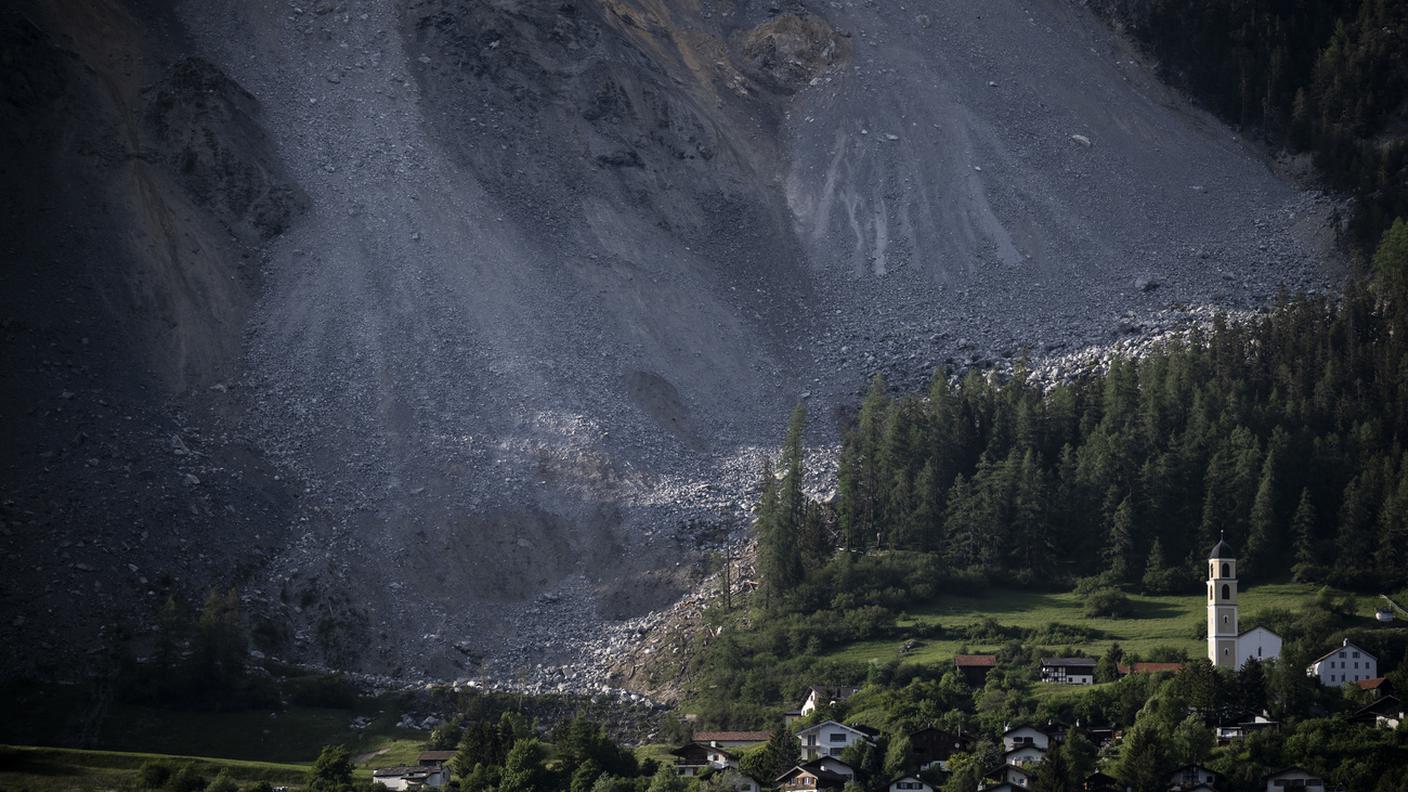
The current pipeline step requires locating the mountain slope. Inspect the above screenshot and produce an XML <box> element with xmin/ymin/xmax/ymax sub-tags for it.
<box><xmin>1</xmin><ymin>0</ymin><xmax>1341</xmax><ymax>684</ymax></box>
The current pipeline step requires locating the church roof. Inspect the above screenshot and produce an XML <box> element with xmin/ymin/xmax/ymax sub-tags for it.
<box><xmin>1209</xmin><ymin>538</ymin><xmax>1234</xmax><ymax>558</ymax></box>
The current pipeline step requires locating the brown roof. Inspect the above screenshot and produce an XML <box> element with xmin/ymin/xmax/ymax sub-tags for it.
<box><xmin>1357</xmin><ymin>676</ymin><xmax>1390</xmax><ymax>690</ymax></box>
<box><xmin>694</xmin><ymin>730</ymin><xmax>770</xmax><ymax>743</ymax></box>
<box><xmin>955</xmin><ymin>654</ymin><xmax>997</xmax><ymax>667</ymax></box>
<box><xmin>1118</xmin><ymin>662</ymin><xmax>1185</xmax><ymax>674</ymax></box>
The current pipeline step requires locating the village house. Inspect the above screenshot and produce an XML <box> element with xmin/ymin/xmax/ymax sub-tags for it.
<box><xmin>776</xmin><ymin>758</ymin><xmax>855</xmax><ymax>791</ymax></box>
<box><xmin>982</xmin><ymin>763</ymin><xmax>1034</xmax><ymax>789</ymax></box>
<box><xmin>1117</xmin><ymin>661</ymin><xmax>1185</xmax><ymax>676</ymax></box>
<box><xmin>415</xmin><ymin>751</ymin><xmax>454</xmax><ymax>769</ymax></box>
<box><xmin>1306</xmin><ymin>639</ymin><xmax>1377</xmax><ymax>686</ymax></box>
<box><xmin>1168</xmin><ymin>764</ymin><xmax>1220</xmax><ymax>789</ymax></box>
<box><xmin>1264</xmin><ymin>767</ymin><xmax>1326</xmax><ymax>791</ymax></box>
<box><xmin>1350</xmin><ymin>694</ymin><xmax>1404</xmax><ymax>729</ymax></box>
<box><xmin>693</xmin><ymin>731</ymin><xmax>771</xmax><ymax>750</ymax></box>
<box><xmin>888</xmin><ymin>775</ymin><xmax>934</xmax><ymax>792</ymax></box>
<box><xmin>1082</xmin><ymin>770</ymin><xmax>1124</xmax><ymax>791</ymax></box>
<box><xmin>1002</xmin><ymin>745</ymin><xmax>1045</xmax><ymax>767</ymax></box>
<box><xmin>1001</xmin><ymin>724</ymin><xmax>1051</xmax><ymax>753</ymax></box>
<box><xmin>1354</xmin><ymin>676</ymin><xmax>1393</xmax><ymax>698</ymax></box>
<box><xmin>1040</xmin><ymin>657</ymin><xmax>1098</xmax><ymax>685</ymax></box>
<box><xmin>370</xmin><ymin>765</ymin><xmax>446</xmax><ymax>790</ymax></box>
<box><xmin>670</xmin><ymin>742</ymin><xmax>738</xmax><ymax>776</ymax></box>
<box><xmin>792</xmin><ymin>686</ymin><xmax>860</xmax><ymax>718</ymax></box>
<box><xmin>1214</xmin><ymin>710</ymin><xmax>1279</xmax><ymax>743</ymax></box>
<box><xmin>955</xmin><ymin>654</ymin><xmax>997</xmax><ymax>687</ymax></box>
<box><xmin>796</xmin><ymin>720</ymin><xmax>876</xmax><ymax>760</ymax></box>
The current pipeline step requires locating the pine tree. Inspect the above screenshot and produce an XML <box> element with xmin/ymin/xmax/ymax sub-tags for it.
<box><xmin>1105</xmin><ymin>497</ymin><xmax>1136</xmax><ymax>584</ymax></box>
<box><xmin>1245</xmin><ymin>454</ymin><xmax>1281</xmax><ymax>580</ymax></box>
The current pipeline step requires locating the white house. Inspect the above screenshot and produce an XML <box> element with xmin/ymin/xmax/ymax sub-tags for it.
<box><xmin>889</xmin><ymin>776</ymin><xmax>933</xmax><ymax>792</ymax></box>
<box><xmin>1169</xmin><ymin>764</ymin><xmax>1219</xmax><ymax>789</ymax></box>
<box><xmin>988</xmin><ymin>765</ymin><xmax>1034</xmax><ymax>788</ymax></box>
<box><xmin>797</xmin><ymin>720</ymin><xmax>875</xmax><ymax>760</ymax></box>
<box><xmin>1237</xmin><ymin>626</ymin><xmax>1282</xmax><ymax>668</ymax></box>
<box><xmin>798</xmin><ymin>686</ymin><xmax>859</xmax><ymax>717</ymax></box>
<box><xmin>1003</xmin><ymin>746</ymin><xmax>1045</xmax><ymax>767</ymax></box>
<box><xmin>370</xmin><ymin>766</ymin><xmax>446</xmax><ymax>790</ymax></box>
<box><xmin>1265</xmin><ymin>767</ymin><xmax>1326</xmax><ymax>791</ymax></box>
<box><xmin>1306</xmin><ymin>639</ymin><xmax>1377</xmax><ymax>686</ymax></box>
<box><xmin>1001</xmin><ymin>725</ymin><xmax>1051</xmax><ymax>752</ymax></box>
<box><xmin>1039</xmin><ymin>657</ymin><xmax>1097</xmax><ymax>685</ymax></box>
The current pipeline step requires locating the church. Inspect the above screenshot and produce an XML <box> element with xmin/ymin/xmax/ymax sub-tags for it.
<box><xmin>1207</xmin><ymin>538</ymin><xmax>1282</xmax><ymax>669</ymax></box>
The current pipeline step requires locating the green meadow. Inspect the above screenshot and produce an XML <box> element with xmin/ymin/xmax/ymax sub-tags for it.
<box><xmin>824</xmin><ymin>582</ymin><xmax>1331</xmax><ymax>665</ymax></box>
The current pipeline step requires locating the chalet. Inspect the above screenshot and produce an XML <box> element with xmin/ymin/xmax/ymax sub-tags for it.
<box><xmin>416</xmin><ymin>751</ymin><xmax>455</xmax><ymax>768</ymax></box>
<box><xmin>955</xmin><ymin>654</ymin><xmax>997</xmax><ymax>686</ymax></box>
<box><xmin>978</xmin><ymin>785</ymin><xmax>1023</xmax><ymax>792</ymax></box>
<box><xmin>1264</xmin><ymin>768</ymin><xmax>1326</xmax><ymax>791</ymax></box>
<box><xmin>1168</xmin><ymin>764</ymin><xmax>1219</xmax><ymax>789</ymax></box>
<box><xmin>983</xmin><ymin>763</ymin><xmax>1034</xmax><ymax>788</ymax></box>
<box><xmin>1237</xmin><ymin>626</ymin><xmax>1283</xmax><ymax>668</ymax></box>
<box><xmin>370</xmin><ymin>765</ymin><xmax>446</xmax><ymax>790</ymax></box>
<box><xmin>693</xmin><ymin>731</ymin><xmax>771</xmax><ymax>749</ymax></box>
<box><xmin>906</xmin><ymin>726</ymin><xmax>970</xmax><ymax>772</ymax></box>
<box><xmin>1040</xmin><ymin>657</ymin><xmax>1097</xmax><ymax>685</ymax></box>
<box><xmin>1001</xmin><ymin>724</ymin><xmax>1051</xmax><ymax>752</ymax></box>
<box><xmin>1214</xmin><ymin>711</ymin><xmax>1279</xmax><ymax>742</ymax></box>
<box><xmin>797</xmin><ymin>720</ymin><xmax>876</xmax><ymax>760</ymax></box>
<box><xmin>776</xmin><ymin>758</ymin><xmax>855</xmax><ymax>791</ymax></box>
<box><xmin>1002</xmin><ymin>745</ymin><xmax>1045</xmax><ymax>767</ymax></box>
<box><xmin>671</xmin><ymin>743</ymin><xmax>712</xmax><ymax>777</ymax></box>
<box><xmin>798</xmin><ymin>686</ymin><xmax>860</xmax><ymax>717</ymax></box>
<box><xmin>1116</xmin><ymin>662</ymin><xmax>1185</xmax><ymax>676</ymax></box>
<box><xmin>1306</xmin><ymin>639</ymin><xmax>1377</xmax><ymax>686</ymax></box>
<box><xmin>1082</xmin><ymin>771</ymin><xmax>1124</xmax><ymax>791</ymax></box>
<box><xmin>1349</xmin><ymin>695</ymin><xmax>1403</xmax><ymax>729</ymax></box>
<box><xmin>889</xmin><ymin>775</ymin><xmax>934</xmax><ymax>792</ymax></box>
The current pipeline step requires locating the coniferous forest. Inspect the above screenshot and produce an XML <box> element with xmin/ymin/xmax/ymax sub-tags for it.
<box><xmin>757</xmin><ymin>220</ymin><xmax>1408</xmax><ymax>601</ymax></box>
<box><xmin>1095</xmin><ymin>0</ymin><xmax>1408</xmax><ymax>246</ymax></box>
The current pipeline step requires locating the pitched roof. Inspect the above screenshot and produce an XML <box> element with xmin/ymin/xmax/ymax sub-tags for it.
<box><xmin>371</xmin><ymin>766</ymin><xmax>439</xmax><ymax>778</ymax></box>
<box><xmin>955</xmin><ymin>654</ymin><xmax>997</xmax><ymax>667</ymax></box>
<box><xmin>1040</xmin><ymin>656</ymin><xmax>1098</xmax><ymax>666</ymax></box>
<box><xmin>796</xmin><ymin>720</ymin><xmax>875</xmax><ymax>740</ymax></box>
<box><xmin>1001</xmin><ymin>723</ymin><xmax>1048</xmax><ymax>736</ymax></box>
<box><xmin>1309</xmin><ymin>639</ymin><xmax>1376</xmax><ymax>665</ymax></box>
<box><xmin>1356</xmin><ymin>676</ymin><xmax>1390</xmax><ymax>690</ymax></box>
<box><xmin>1118</xmin><ymin>661</ymin><xmax>1185</xmax><ymax>674</ymax></box>
<box><xmin>694</xmin><ymin>730</ymin><xmax>771</xmax><ymax>743</ymax></box>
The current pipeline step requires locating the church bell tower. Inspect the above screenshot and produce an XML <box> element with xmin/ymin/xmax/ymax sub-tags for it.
<box><xmin>1207</xmin><ymin>537</ymin><xmax>1238</xmax><ymax>669</ymax></box>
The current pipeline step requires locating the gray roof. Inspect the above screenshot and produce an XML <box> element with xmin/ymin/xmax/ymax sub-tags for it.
<box><xmin>1209</xmin><ymin>538</ymin><xmax>1234</xmax><ymax>558</ymax></box>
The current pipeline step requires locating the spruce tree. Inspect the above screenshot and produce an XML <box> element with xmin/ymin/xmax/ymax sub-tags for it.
<box><xmin>1105</xmin><ymin>497</ymin><xmax>1136</xmax><ymax>584</ymax></box>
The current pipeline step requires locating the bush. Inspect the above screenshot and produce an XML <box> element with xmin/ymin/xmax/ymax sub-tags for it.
<box><xmin>138</xmin><ymin>761</ymin><xmax>172</xmax><ymax>789</ymax></box>
<box><xmin>1084</xmin><ymin>588</ymin><xmax>1131</xmax><ymax>618</ymax></box>
<box><xmin>168</xmin><ymin>765</ymin><xmax>207</xmax><ymax>792</ymax></box>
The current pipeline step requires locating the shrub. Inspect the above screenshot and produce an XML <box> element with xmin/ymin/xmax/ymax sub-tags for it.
<box><xmin>1084</xmin><ymin>588</ymin><xmax>1131</xmax><ymax>618</ymax></box>
<box><xmin>138</xmin><ymin>760</ymin><xmax>172</xmax><ymax>789</ymax></box>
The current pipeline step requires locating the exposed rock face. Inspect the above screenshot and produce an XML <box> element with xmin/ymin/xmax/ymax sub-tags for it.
<box><xmin>1</xmin><ymin>0</ymin><xmax>1342</xmax><ymax>687</ymax></box>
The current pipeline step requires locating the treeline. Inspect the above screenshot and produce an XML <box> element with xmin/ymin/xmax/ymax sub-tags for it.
<box><xmin>757</xmin><ymin>220</ymin><xmax>1408</xmax><ymax>598</ymax></box>
<box><xmin>1097</xmin><ymin>0</ymin><xmax>1407</xmax><ymax>247</ymax></box>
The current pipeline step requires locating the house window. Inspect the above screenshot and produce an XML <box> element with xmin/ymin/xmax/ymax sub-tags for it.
<box><xmin>829</xmin><ymin>734</ymin><xmax>848</xmax><ymax>743</ymax></box>
<box><xmin>1339</xmin><ymin>651</ymin><xmax>1346</xmax><ymax>658</ymax></box>
<box><xmin>1353</xmin><ymin>651</ymin><xmax>1360</xmax><ymax>658</ymax></box>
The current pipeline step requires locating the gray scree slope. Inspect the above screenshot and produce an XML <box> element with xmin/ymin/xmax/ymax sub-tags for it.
<box><xmin>1</xmin><ymin>0</ymin><xmax>1337</xmax><ymax>682</ymax></box>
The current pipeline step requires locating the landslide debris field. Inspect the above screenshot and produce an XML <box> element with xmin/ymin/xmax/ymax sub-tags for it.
<box><xmin>1</xmin><ymin>0</ymin><xmax>1339</xmax><ymax>687</ymax></box>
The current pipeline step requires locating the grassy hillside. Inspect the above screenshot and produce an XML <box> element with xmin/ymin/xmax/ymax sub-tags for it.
<box><xmin>0</xmin><ymin>745</ymin><xmax>311</xmax><ymax>792</ymax></box>
<box><xmin>822</xmin><ymin>582</ymin><xmax>1329</xmax><ymax>665</ymax></box>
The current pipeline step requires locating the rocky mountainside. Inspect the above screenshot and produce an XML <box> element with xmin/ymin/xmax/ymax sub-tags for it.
<box><xmin>1</xmin><ymin>0</ymin><xmax>1340</xmax><ymax>687</ymax></box>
